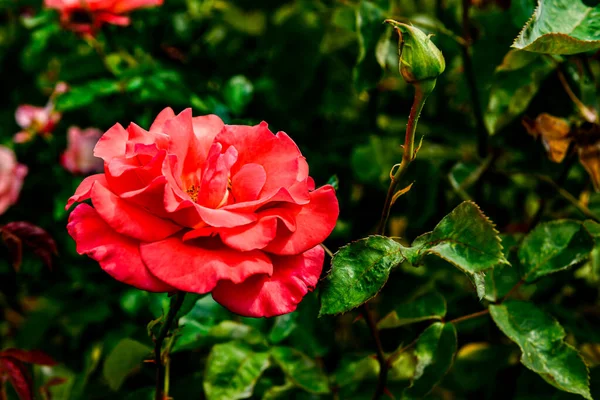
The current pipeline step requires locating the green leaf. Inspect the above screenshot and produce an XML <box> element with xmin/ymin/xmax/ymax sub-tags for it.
<box><xmin>204</xmin><ymin>342</ymin><xmax>270</xmax><ymax>400</ymax></box>
<box><xmin>261</xmin><ymin>380</ymin><xmax>296</xmax><ymax>400</ymax></box>
<box><xmin>319</xmin><ymin>235</ymin><xmax>405</xmax><ymax>316</ymax></box>
<box><xmin>268</xmin><ymin>313</ymin><xmax>298</xmax><ymax>344</ymax></box>
<box><xmin>490</xmin><ymin>301</ymin><xmax>591</xmax><ymax>399</ymax></box>
<box><xmin>270</xmin><ymin>346</ymin><xmax>330</xmax><ymax>394</ymax></box>
<box><xmin>55</xmin><ymin>79</ymin><xmax>123</xmax><ymax>111</ymax></box>
<box><xmin>102</xmin><ymin>339</ymin><xmax>152</xmax><ymax>391</ymax></box>
<box><xmin>483</xmin><ymin>234</ymin><xmax>523</xmax><ymax>302</ymax></box>
<box><xmin>403</xmin><ymin>322</ymin><xmax>457</xmax><ymax>399</ymax></box>
<box><xmin>224</xmin><ymin>75</ymin><xmax>254</xmax><ymax>115</ymax></box>
<box><xmin>583</xmin><ymin>220</ymin><xmax>600</xmax><ymax>245</ymax></box>
<box><xmin>334</xmin><ymin>356</ymin><xmax>379</xmax><ymax>387</ymax></box>
<box><xmin>402</xmin><ymin>201</ymin><xmax>508</xmax><ymax>279</ymax></box>
<box><xmin>485</xmin><ymin>51</ymin><xmax>556</xmax><ymax>134</ymax></box>
<box><xmin>519</xmin><ymin>220</ymin><xmax>594</xmax><ymax>283</ymax></box>
<box><xmin>512</xmin><ymin>0</ymin><xmax>600</xmax><ymax>55</ymax></box>
<box><xmin>377</xmin><ymin>291</ymin><xmax>446</xmax><ymax>329</ymax></box>
<box><xmin>174</xmin><ymin>320</ymin><xmax>265</xmax><ymax>352</ymax></box>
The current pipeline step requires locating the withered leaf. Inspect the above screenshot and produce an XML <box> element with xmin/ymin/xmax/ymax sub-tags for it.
<box><xmin>523</xmin><ymin>113</ymin><xmax>572</xmax><ymax>163</ymax></box>
<box><xmin>1</xmin><ymin>222</ymin><xmax>57</xmax><ymax>272</ymax></box>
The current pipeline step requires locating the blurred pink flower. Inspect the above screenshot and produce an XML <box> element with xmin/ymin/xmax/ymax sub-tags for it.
<box><xmin>0</xmin><ymin>146</ymin><xmax>28</xmax><ymax>215</ymax></box>
<box><xmin>14</xmin><ymin>83</ymin><xmax>67</xmax><ymax>144</ymax></box>
<box><xmin>45</xmin><ymin>0</ymin><xmax>163</xmax><ymax>34</ymax></box>
<box><xmin>61</xmin><ymin>126</ymin><xmax>104</xmax><ymax>174</ymax></box>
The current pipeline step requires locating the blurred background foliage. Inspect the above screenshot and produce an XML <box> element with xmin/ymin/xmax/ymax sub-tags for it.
<box><xmin>1</xmin><ymin>0</ymin><xmax>600</xmax><ymax>399</ymax></box>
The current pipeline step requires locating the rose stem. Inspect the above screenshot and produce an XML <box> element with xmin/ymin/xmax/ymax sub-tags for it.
<box><xmin>154</xmin><ymin>291</ymin><xmax>186</xmax><ymax>400</ymax></box>
<box><xmin>366</xmin><ymin>79</ymin><xmax>433</xmax><ymax>400</ymax></box>
<box><xmin>376</xmin><ymin>80</ymin><xmax>432</xmax><ymax>234</ymax></box>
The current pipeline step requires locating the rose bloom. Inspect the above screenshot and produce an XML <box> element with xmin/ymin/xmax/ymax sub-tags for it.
<box><xmin>61</xmin><ymin>126</ymin><xmax>104</xmax><ymax>175</ymax></box>
<box><xmin>0</xmin><ymin>146</ymin><xmax>28</xmax><ymax>216</ymax></box>
<box><xmin>45</xmin><ymin>0</ymin><xmax>163</xmax><ymax>34</ymax></box>
<box><xmin>14</xmin><ymin>105</ymin><xmax>61</xmax><ymax>144</ymax></box>
<box><xmin>66</xmin><ymin>108</ymin><xmax>339</xmax><ymax>317</ymax></box>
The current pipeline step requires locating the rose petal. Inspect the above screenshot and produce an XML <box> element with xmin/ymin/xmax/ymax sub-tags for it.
<box><xmin>91</xmin><ymin>182</ymin><xmax>182</xmax><ymax>242</ymax></box>
<box><xmin>231</xmin><ymin>163</ymin><xmax>266</xmax><ymax>203</ymax></box>
<box><xmin>197</xmin><ymin>144</ymin><xmax>238</xmax><ymax>208</ymax></box>
<box><xmin>113</xmin><ymin>0</ymin><xmax>163</xmax><ymax>13</ymax></box>
<box><xmin>94</xmin><ymin>123</ymin><xmax>128</xmax><ymax>163</ymax></box>
<box><xmin>264</xmin><ymin>185</ymin><xmax>338</xmax><ymax>255</ymax></box>
<box><xmin>140</xmin><ymin>237</ymin><xmax>272</xmax><ymax>293</ymax></box>
<box><xmin>67</xmin><ymin>204</ymin><xmax>173</xmax><ymax>292</ymax></box>
<box><xmin>220</xmin><ymin>216</ymin><xmax>278</xmax><ymax>251</ymax></box>
<box><xmin>216</xmin><ymin>123</ymin><xmax>304</xmax><ymax>196</ymax></box>
<box><xmin>149</xmin><ymin>107</ymin><xmax>176</xmax><ymax>131</ymax></box>
<box><xmin>192</xmin><ymin>114</ymin><xmax>225</xmax><ymax>161</ymax></box>
<box><xmin>65</xmin><ymin>174</ymin><xmax>107</xmax><ymax>210</ymax></box>
<box><xmin>212</xmin><ymin>245</ymin><xmax>324</xmax><ymax>317</ymax></box>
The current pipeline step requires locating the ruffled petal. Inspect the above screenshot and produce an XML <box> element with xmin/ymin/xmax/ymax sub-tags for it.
<box><xmin>212</xmin><ymin>245</ymin><xmax>324</xmax><ymax>317</ymax></box>
<box><xmin>67</xmin><ymin>204</ymin><xmax>173</xmax><ymax>292</ymax></box>
<box><xmin>65</xmin><ymin>174</ymin><xmax>107</xmax><ymax>209</ymax></box>
<box><xmin>197</xmin><ymin>144</ymin><xmax>238</xmax><ymax>208</ymax></box>
<box><xmin>149</xmin><ymin>107</ymin><xmax>176</xmax><ymax>132</ymax></box>
<box><xmin>192</xmin><ymin>114</ymin><xmax>225</xmax><ymax>161</ymax></box>
<box><xmin>91</xmin><ymin>182</ymin><xmax>181</xmax><ymax>242</ymax></box>
<box><xmin>264</xmin><ymin>185</ymin><xmax>339</xmax><ymax>255</ymax></box>
<box><xmin>140</xmin><ymin>237</ymin><xmax>272</xmax><ymax>293</ymax></box>
<box><xmin>220</xmin><ymin>216</ymin><xmax>278</xmax><ymax>251</ymax></box>
<box><xmin>216</xmin><ymin>123</ymin><xmax>304</xmax><ymax>196</ymax></box>
<box><xmin>231</xmin><ymin>163</ymin><xmax>266</xmax><ymax>203</ymax></box>
<box><xmin>94</xmin><ymin>123</ymin><xmax>128</xmax><ymax>163</ymax></box>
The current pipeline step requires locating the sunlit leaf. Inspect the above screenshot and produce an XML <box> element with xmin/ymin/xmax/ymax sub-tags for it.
<box><xmin>490</xmin><ymin>301</ymin><xmax>592</xmax><ymax>399</ymax></box>
<box><xmin>204</xmin><ymin>342</ymin><xmax>270</xmax><ymax>400</ymax></box>
<box><xmin>270</xmin><ymin>346</ymin><xmax>330</xmax><ymax>394</ymax></box>
<box><xmin>519</xmin><ymin>220</ymin><xmax>594</xmax><ymax>282</ymax></box>
<box><xmin>513</xmin><ymin>0</ymin><xmax>600</xmax><ymax>55</ymax></box>
<box><xmin>402</xmin><ymin>201</ymin><xmax>508</xmax><ymax>280</ymax></box>
<box><xmin>403</xmin><ymin>322</ymin><xmax>457</xmax><ymax>399</ymax></box>
<box><xmin>319</xmin><ymin>235</ymin><xmax>405</xmax><ymax>316</ymax></box>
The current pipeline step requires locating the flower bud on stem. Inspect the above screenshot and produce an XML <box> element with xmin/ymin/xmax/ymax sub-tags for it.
<box><xmin>365</xmin><ymin>22</ymin><xmax>445</xmax><ymax>400</ymax></box>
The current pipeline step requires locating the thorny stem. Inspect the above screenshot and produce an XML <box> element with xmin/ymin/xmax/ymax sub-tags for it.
<box><xmin>365</xmin><ymin>78</ymin><xmax>435</xmax><ymax>400</ymax></box>
<box><xmin>460</xmin><ymin>0</ymin><xmax>488</xmax><ymax>158</ymax></box>
<box><xmin>377</xmin><ymin>81</ymin><xmax>432</xmax><ymax>235</ymax></box>
<box><xmin>154</xmin><ymin>292</ymin><xmax>186</xmax><ymax>400</ymax></box>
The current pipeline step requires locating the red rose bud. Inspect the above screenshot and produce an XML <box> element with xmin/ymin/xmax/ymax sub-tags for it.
<box><xmin>385</xmin><ymin>20</ymin><xmax>445</xmax><ymax>87</ymax></box>
<box><xmin>65</xmin><ymin>108</ymin><xmax>340</xmax><ymax>318</ymax></box>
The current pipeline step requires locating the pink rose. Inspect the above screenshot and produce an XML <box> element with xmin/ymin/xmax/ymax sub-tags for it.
<box><xmin>0</xmin><ymin>146</ymin><xmax>28</xmax><ymax>215</ymax></box>
<box><xmin>61</xmin><ymin>126</ymin><xmax>104</xmax><ymax>174</ymax></box>
<box><xmin>66</xmin><ymin>108</ymin><xmax>339</xmax><ymax>317</ymax></box>
<box><xmin>45</xmin><ymin>0</ymin><xmax>163</xmax><ymax>34</ymax></box>
<box><xmin>14</xmin><ymin>105</ymin><xmax>61</xmax><ymax>143</ymax></box>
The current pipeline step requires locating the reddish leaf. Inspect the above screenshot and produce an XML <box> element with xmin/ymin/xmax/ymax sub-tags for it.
<box><xmin>1</xmin><ymin>222</ymin><xmax>57</xmax><ymax>271</ymax></box>
<box><xmin>39</xmin><ymin>377</ymin><xmax>67</xmax><ymax>400</ymax></box>
<box><xmin>0</xmin><ymin>349</ymin><xmax>57</xmax><ymax>366</ymax></box>
<box><xmin>0</xmin><ymin>357</ymin><xmax>33</xmax><ymax>400</ymax></box>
